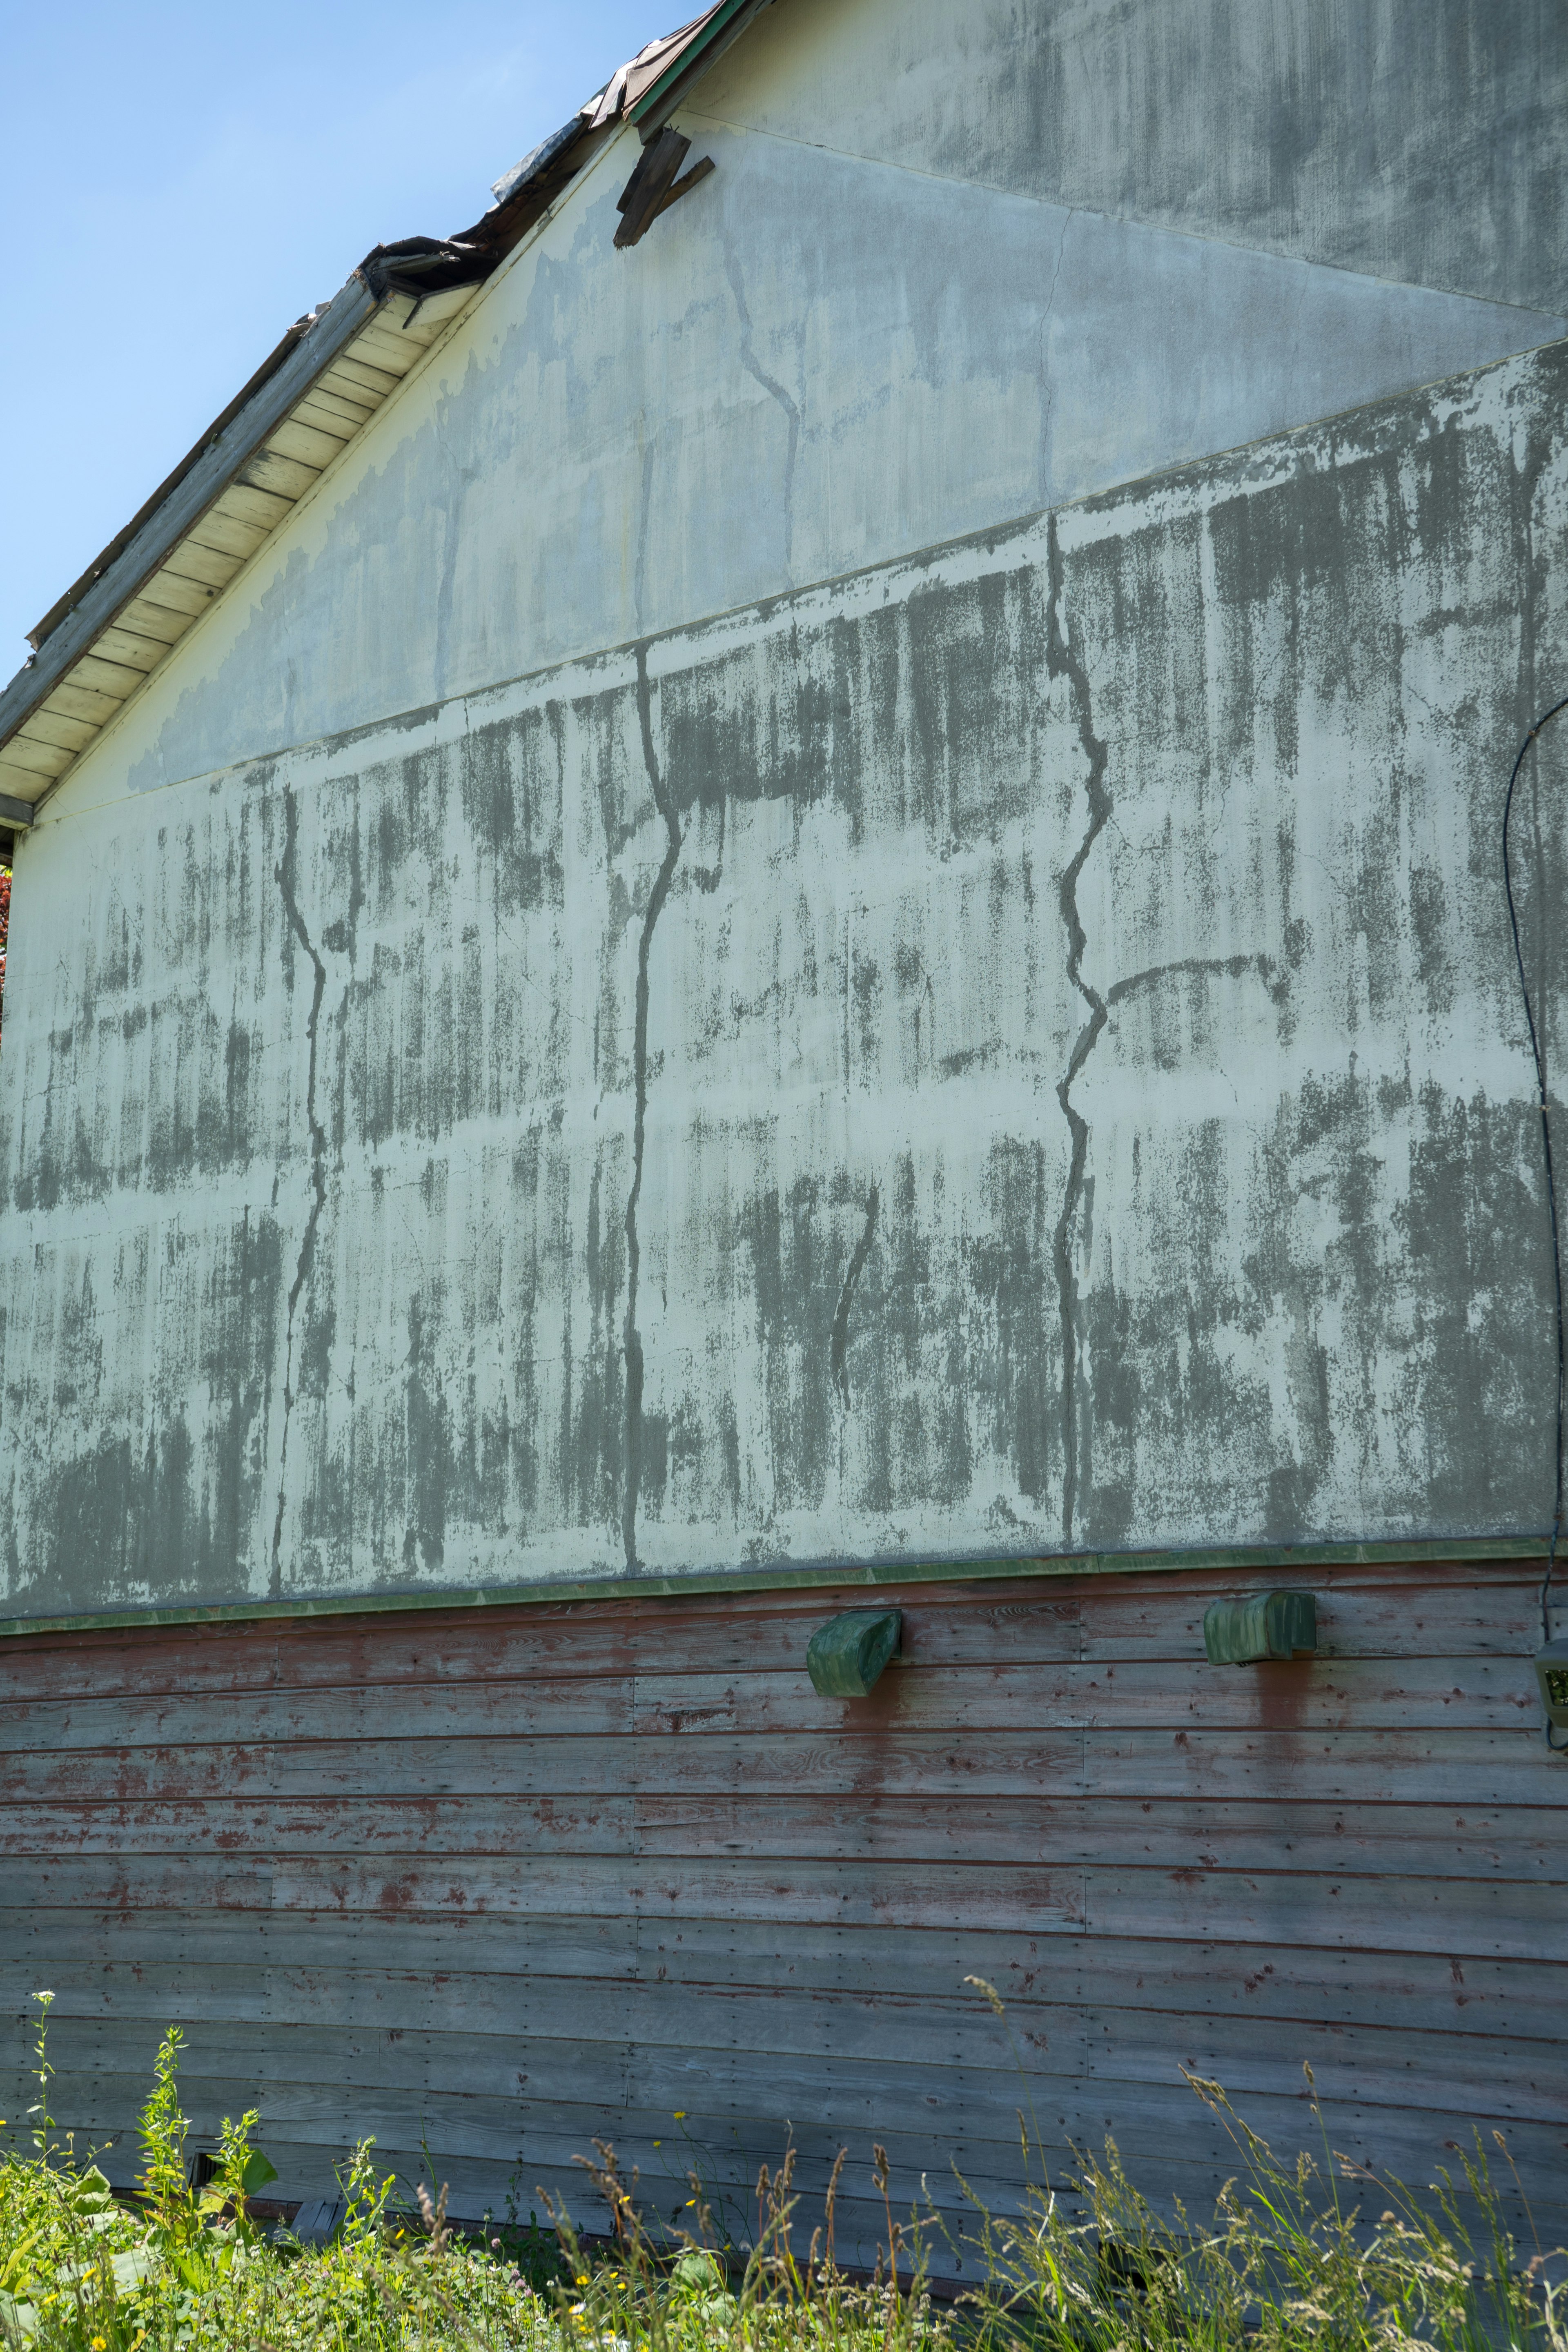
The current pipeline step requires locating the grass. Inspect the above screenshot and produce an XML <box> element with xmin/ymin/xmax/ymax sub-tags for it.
<box><xmin>1</xmin><ymin>1985</ymin><xmax>1563</xmax><ymax>2352</ymax></box>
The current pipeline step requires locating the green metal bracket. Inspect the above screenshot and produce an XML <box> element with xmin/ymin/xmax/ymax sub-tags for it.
<box><xmin>806</xmin><ymin>1608</ymin><xmax>902</xmax><ymax>1696</ymax></box>
<box><xmin>1203</xmin><ymin>1590</ymin><xmax>1316</xmax><ymax>1665</ymax></box>
<box><xmin>1535</xmin><ymin>1637</ymin><xmax>1568</xmax><ymax>1726</ymax></box>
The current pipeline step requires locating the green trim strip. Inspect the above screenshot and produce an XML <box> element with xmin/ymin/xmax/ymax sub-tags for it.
<box><xmin>0</xmin><ymin>1535</ymin><xmax>1548</xmax><ymax>1642</ymax></box>
<box><xmin>629</xmin><ymin>0</ymin><xmax>755</xmax><ymax>124</ymax></box>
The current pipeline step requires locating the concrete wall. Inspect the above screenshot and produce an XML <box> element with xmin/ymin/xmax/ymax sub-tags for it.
<box><xmin>699</xmin><ymin>0</ymin><xmax>1568</xmax><ymax>314</ymax></box>
<box><xmin>42</xmin><ymin>0</ymin><xmax>1562</xmax><ymax>811</ymax></box>
<box><xmin>2</xmin><ymin>0</ymin><xmax>1567</xmax><ymax>1615</ymax></box>
<box><xmin>4</xmin><ymin>328</ymin><xmax>1566</xmax><ymax>1612</ymax></box>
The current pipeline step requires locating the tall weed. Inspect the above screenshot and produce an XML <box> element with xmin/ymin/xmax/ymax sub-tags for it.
<box><xmin>0</xmin><ymin>1984</ymin><xmax>1561</xmax><ymax>2351</ymax></box>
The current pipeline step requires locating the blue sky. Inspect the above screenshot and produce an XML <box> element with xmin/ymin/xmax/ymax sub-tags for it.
<box><xmin>0</xmin><ymin>1</ymin><xmax>661</xmax><ymax>668</ymax></box>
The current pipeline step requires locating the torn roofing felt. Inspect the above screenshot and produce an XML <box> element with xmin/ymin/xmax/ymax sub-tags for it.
<box><xmin>0</xmin><ymin>0</ymin><xmax>775</xmax><ymax>824</ymax></box>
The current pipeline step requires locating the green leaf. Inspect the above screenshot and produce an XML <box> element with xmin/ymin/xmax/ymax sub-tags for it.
<box><xmin>240</xmin><ymin>2149</ymin><xmax>278</xmax><ymax>2195</ymax></box>
<box><xmin>65</xmin><ymin>2164</ymin><xmax>115</xmax><ymax>2215</ymax></box>
<box><xmin>171</xmin><ymin>2245</ymin><xmax>210</xmax><ymax>2291</ymax></box>
<box><xmin>110</xmin><ymin>2245</ymin><xmax>156</xmax><ymax>2294</ymax></box>
<box><xmin>0</xmin><ymin>2226</ymin><xmax>43</xmax><ymax>2292</ymax></box>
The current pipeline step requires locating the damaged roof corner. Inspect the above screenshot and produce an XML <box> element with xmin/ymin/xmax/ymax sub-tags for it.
<box><xmin>0</xmin><ymin>0</ymin><xmax>782</xmax><ymax>822</ymax></box>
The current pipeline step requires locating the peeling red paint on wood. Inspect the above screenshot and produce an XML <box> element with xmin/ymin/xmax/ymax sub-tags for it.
<box><xmin>1</xmin><ymin>1560</ymin><xmax>1564</xmax><ymax>2254</ymax></box>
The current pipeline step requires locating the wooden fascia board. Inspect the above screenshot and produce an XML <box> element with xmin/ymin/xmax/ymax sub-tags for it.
<box><xmin>26</xmin><ymin>319</ymin><xmax>312</xmax><ymax>653</ymax></box>
<box><xmin>0</xmin><ymin>1533</ymin><xmax>1550</xmax><ymax>1642</ymax></box>
<box><xmin>628</xmin><ymin>0</ymin><xmax>776</xmax><ymax>132</ymax></box>
<box><xmin>0</xmin><ymin>271</ymin><xmax>386</xmax><ymax>769</ymax></box>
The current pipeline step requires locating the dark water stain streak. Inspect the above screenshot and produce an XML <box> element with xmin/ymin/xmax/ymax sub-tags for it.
<box><xmin>830</xmin><ymin>1182</ymin><xmax>880</xmax><ymax>1408</ymax></box>
<box><xmin>269</xmin><ymin>785</ymin><xmax>328</xmax><ymax>1598</ymax></box>
<box><xmin>622</xmin><ymin>646</ymin><xmax>684</xmax><ymax>1569</ymax></box>
<box><xmin>1046</xmin><ymin>515</ymin><xmax>1110</xmax><ymax>1547</ymax></box>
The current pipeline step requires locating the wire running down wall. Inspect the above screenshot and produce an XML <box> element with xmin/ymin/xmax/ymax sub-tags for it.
<box><xmin>1</xmin><ymin>1559</ymin><xmax>1562</xmax><ymax>2261</ymax></box>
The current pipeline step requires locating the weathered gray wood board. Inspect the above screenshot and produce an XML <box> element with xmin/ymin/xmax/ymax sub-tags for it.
<box><xmin>0</xmin><ymin>1559</ymin><xmax>1563</xmax><ymax>2265</ymax></box>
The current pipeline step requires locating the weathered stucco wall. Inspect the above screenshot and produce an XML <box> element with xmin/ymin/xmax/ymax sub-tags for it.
<box><xmin>4</xmin><ymin>338</ymin><xmax>1565</xmax><ymax>1613</ymax></box>
<box><xmin>36</xmin><ymin>0</ymin><xmax>1562</xmax><ymax>816</ymax></box>
<box><xmin>700</xmin><ymin>0</ymin><xmax>1568</xmax><ymax>315</ymax></box>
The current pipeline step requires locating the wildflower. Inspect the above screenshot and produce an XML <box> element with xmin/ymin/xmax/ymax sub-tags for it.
<box><xmin>92</xmin><ymin>2339</ymin><xmax>108</xmax><ymax>2350</ymax></box>
<box><xmin>673</xmin><ymin>2111</ymin><xmax>686</xmax><ymax>2120</ymax></box>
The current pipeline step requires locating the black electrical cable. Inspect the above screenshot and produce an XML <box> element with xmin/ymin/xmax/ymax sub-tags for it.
<box><xmin>1501</xmin><ymin>691</ymin><xmax>1568</xmax><ymax>1749</ymax></box>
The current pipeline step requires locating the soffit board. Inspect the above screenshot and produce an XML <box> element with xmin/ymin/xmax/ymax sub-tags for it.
<box><xmin>0</xmin><ymin>276</ymin><xmax>484</xmax><ymax>820</ymax></box>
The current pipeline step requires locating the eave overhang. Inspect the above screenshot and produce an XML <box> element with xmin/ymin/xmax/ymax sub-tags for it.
<box><xmin>0</xmin><ymin>0</ymin><xmax>780</xmax><ymax>826</ymax></box>
<box><xmin>0</xmin><ymin>119</ymin><xmax>608</xmax><ymax>825</ymax></box>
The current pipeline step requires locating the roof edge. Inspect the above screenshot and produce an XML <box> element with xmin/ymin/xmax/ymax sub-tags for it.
<box><xmin>27</xmin><ymin>320</ymin><xmax>315</xmax><ymax>654</ymax></box>
<box><xmin>0</xmin><ymin>110</ymin><xmax>614</xmax><ymax>808</ymax></box>
<box><xmin>0</xmin><ymin>274</ymin><xmax>394</xmax><ymax>775</ymax></box>
<box><xmin>629</xmin><ymin>0</ymin><xmax>777</xmax><ymax>131</ymax></box>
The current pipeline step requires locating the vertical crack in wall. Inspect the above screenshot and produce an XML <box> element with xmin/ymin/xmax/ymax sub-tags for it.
<box><xmin>1046</xmin><ymin>516</ymin><xmax>1110</xmax><ymax>1547</ymax></box>
<box><xmin>622</xmin><ymin>645</ymin><xmax>684</xmax><ymax>1569</ymax></box>
<box><xmin>724</xmin><ymin>238</ymin><xmax>800</xmax><ymax>581</ymax></box>
<box><xmin>270</xmin><ymin>785</ymin><xmax>328</xmax><ymax>1598</ymax></box>
<box><xmin>831</xmin><ymin>1183</ymin><xmax>880</xmax><ymax>1408</ymax></box>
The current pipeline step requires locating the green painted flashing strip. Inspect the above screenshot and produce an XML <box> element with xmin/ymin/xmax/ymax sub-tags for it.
<box><xmin>0</xmin><ymin>1534</ymin><xmax>1549</xmax><ymax>1642</ymax></box>
<box><xmin>629</xmin><ymin>0</ymin><xmax>755</xmax><ymax>124</ymax></box>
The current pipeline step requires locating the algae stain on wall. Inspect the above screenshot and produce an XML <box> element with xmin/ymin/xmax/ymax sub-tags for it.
<box><xmin>2</xmin><ymin>344</ymin><xmax>1566</xmax><ymax>1610</ymax></box>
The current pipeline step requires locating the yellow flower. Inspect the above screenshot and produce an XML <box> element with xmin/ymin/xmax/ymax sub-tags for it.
<box><xmin>91</xmin><ymin>2339</ymin><xmax>107</xmax><ymax>2351</ymax></box>
<box><xmin>673</xmin><ymin>2111</ymin><xmax>686</xmax><ymax>2120</ymax></box>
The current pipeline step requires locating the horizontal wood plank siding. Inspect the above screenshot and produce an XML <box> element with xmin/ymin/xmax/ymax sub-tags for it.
<box><xmin>1</xmin><ymin>1559</ymin><xmax>1564</xmax><ymax>2266</ymax></box>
